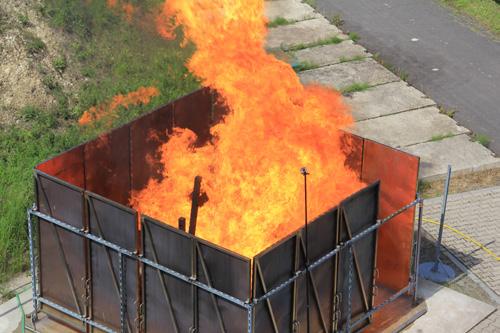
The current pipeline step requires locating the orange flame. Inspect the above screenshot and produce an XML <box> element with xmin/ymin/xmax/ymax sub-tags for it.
<box><xmin>79</xmin><ymin>86</ymin><xmax>159</xmax><ymax>126</ymax></box>
<box><xmin>133</xmin><ymin>1</ymin><xmax>363</xmax><ymax>257</ymax></box>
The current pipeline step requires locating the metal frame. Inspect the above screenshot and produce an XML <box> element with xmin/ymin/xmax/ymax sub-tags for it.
<box><xmin>27</xmin><ymin>195</ymin><xmax>423</xmax><ymax>333</ymax></box>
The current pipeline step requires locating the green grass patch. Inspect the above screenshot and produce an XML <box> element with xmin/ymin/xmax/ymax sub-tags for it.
<box><xmin>303</xmin><ymin>0</ymin><xmax>317</xmax><ymax>8</ymax></box>
<box><xmin>268</xmin><ymin>17</ymin><xmax>293</xmax><ymax>28</ymax></box>
<box><xmin>18</xmin><ymin>13</ymin><xmax>30</xmax><ymax>27</ymax></box>
<box><xmin>293</xmin><ymin>61</ymin><xmax>319</xmax><ymax>72</ymax></box>
<box><xmin>329</xmin><ymin>14</ymin><xmax>344</xmax><ymax>27</ymax></box>
<box><xmin>52</xmin><ymin>55</ymin><xmax>67</xmax><ymax>73</ymax></box>
<box><xmin>373</xmin><ymin>53</ymin><xmax>409</xmax><ymax>82</ymax></box>
<box><xmin>339</xmin><ymin>55</ymin><xmax>366</xmax><ymax>63</ymax></box>
<box><xmin>431</xmin><ymin>132</ymin><xmax>455</xmax><ymax>141</ymax></box>
<box><xmin>286</xmin><ymin>35</ymin><xmax>343</xmax><ymax>51</ymax></box>
<box><xmin>348</xmin><ymin>32</ymin><xmax>360</xmax><ymax>42</ymax></box>
<box><xmin>23</xmin><ymin>32</ymin><xmax>46</xmax><ymax>55</ymax></box>
<box><xmin>440</xmin><ymin>0</ymin><xmax>500</xmax><ymax>37</ymax></box>
<box><xmin>438</xmin><ymin>105</ymin><xmax>456</xmax><ymax>118</ymax></box>
<box><xmin>0</xmin><ymin>0</ymin><xmax>199</xmax><ymax>284</ymax></box>
<box><xmin>341</xmin><ymin>82</ymin><xmax>370</xmax><ymax>94</ymax></box>
<box><xmin>472</xmin><ymin>133</ymin><xmax>491</xmax><ymax>147</ymax></box>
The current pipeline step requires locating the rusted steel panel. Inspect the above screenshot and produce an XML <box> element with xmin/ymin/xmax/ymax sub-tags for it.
<box><xmin>340</xmin><ymin>131</ymin><xmax>364</xmax><ymax>179</ymax></box>
<box><xmin>36</xmin><ymin>145</ymin><xmax>85</xmax><ymax>189</ymax></box>
<box><xmin>130</xmin><ymin>104</ymin><xmax>174</xmax><ymax>193</ymax></box>
<box><xmin>361</xmin><ymin>140</ymin><xmax>419</xmax><ymax>291</ymax></box>
<box><xmin>173</xmin><ymin>88</ymin><xmax>213</xmax><ymax>146</ymax></box>
<box><xmin>84</xmin><ymin>125</ymin><xmax>131</xmax><ymax>207</ymax></box>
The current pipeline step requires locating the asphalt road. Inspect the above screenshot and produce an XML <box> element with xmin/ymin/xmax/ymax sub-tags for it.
<box><xmin>315</xmin><ymin>0</ymin><xmax>500</xmax><ymax>153</ymax></box>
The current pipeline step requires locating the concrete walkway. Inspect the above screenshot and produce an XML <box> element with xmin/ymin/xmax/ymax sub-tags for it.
<box><xmin>265</xmin><ymin>0</ymin><xmax>500</xmax><ymax>181</ymax></box>
<box><xmin>424</xmin><ymin>186</ymin><xmax>500</xmax><ymax>332</ymax></box>
<box><xmin>313</xmin><ymin>0</ymin><xmax>500</xmax><ymax>154</ymax></box>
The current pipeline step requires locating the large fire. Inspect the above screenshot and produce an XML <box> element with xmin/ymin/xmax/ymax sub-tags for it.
<box><xmin>131</xmin><ymin>0</ymin><xmax>363</xmax><ymax>257</ymax></box>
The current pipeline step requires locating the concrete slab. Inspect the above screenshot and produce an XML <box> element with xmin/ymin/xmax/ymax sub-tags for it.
<box><xmin>265</xmin><ymin>0</ymin><xmax>320</xmax><ymax>22</ymax></box>
<box><xmin>404</xmin><ymin>279</ymin><xmax>495</xmax><ymax>332</ymax></box>
<box><xmin>349</xmin><ymin>106</ymin><xmax>469</xmax><ymax>148</ymax></box>
<box><xmin>0</xmin><ymin>288</ymin><xmax>32</xmax><ymax>333</ymax></box>
<box><xmin>344</xmin><ymin>81</ymin><xmax>436</xmax><ymax>121</ymax></box>
<box><xmin>403</xmin><ymin>134</ymin><xmax>500</xmax><ymax>180</ymax></box>
<box><xmin>291</xmin><ymin>40</ymin><xmax>370</xmax><ymax>67</ymax></box>
<box><xmin>299</xmin><ymin>59</ymin><xmax>399</xmax><ymax>90</ymax></box>
<box><xmin>266</xmin><ymin>17</ymin><xmax>347</xmax><ymax>50</ymax></box>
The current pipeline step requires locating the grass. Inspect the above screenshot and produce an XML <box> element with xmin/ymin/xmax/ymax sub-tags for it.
<box><xmin>52</xmin><ymin>55</ymin><xmax>67</xmax><ymax>73</ymax></box>
<box><xmin>303</xmin><ymin>0</ymin><xmax>317</xmax><ymax>7</ymax></box>
<box><xmin>348</xmin><ymin>32</ymin><xmax>360</xmax><ymax>42</ymax></box>
<box><xmin>293</xmin><ymin>61</ymin><xmax>319</xmax><ymax>72</ymax></box>
<box><xmin>440</xmin><ymin>0</ymin><xmax>500</xmax><ymax>37</ymax></box>
<box><xmin>0</xmin><ymin>0</ymin><xmax>198</xmax><ymax>284</ymax></box>
<box><xmin>329</xmin><ymin>14</ymin><xmax>344</xmax><ymax>27</ymax></box>
<box><xmin>18</xmin><ymin>13</ymin><xmax>30</xmax><ymax>27</ymax></box>
<box><xmin>24</xmin><ymin>31</ymin><xmax>46</xmax><ymax>55</ymax></box>
<box><xmin>472</xmin><ymin>133</ymin><xmax>491</xmax><ymax>147</ymax></box>
<box><xmin>341</xmin><ymin>82</ymin><xmax>370</xmax><ymax>94</ymax></box>
<box><xmin>373</xmin><ymin>53</ymin><xmax>410</xmax><ymax>82</ymax></box>
<box><xmin>286</xmin><ymin>35</ymin><xmax>343</xmax><ymax>51</ymax></box>
<box><xmin>438</xmin><ymin>105</ymin><xmax>457</xmax><ymax>118</ymax></box>
<box><xmin>431</xmin><ymin>132</ymin><xmax>455</xmax><ymax>141</ymax></box>
<box><xmin>268</xmin><ymin>17</ymin><xmax>293</xmax><ymax>28</ymax></box>
<box><xmin>339</xmin><ymin>55</ymin><xmax>366</xmax><ymax>63</ymax></box>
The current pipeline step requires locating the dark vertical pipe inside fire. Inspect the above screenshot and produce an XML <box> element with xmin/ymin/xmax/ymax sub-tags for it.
<box><xmin>300</xmin><ymin>167</ymin><xmax>310</xmax><ymax>333</ymax></box>
<box><xmin>189</xmin><ymin>176</ymin><xmax>202</xmax><ymax>235</ymax></box>
<box><xmin>178</xmin><ymin>217</ymin><xmax>186</xmax><ymax>232</ymax></box>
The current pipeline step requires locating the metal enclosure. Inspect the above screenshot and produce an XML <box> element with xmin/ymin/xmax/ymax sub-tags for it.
<box><xmin>31</xmin><ymin>88</ymin><xmax>420</xmax><ymax>333</ymax></box>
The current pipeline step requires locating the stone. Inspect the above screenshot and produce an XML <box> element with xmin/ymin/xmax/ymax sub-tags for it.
<box><xmin>266</xmin><ymin>17</ymin><xmax>346</xmax><ymax>50</ymax></box>
<box><xmin>265</xmin><ymin>0</ymin><xmax>320</xmax><ymax>22</ymax></box>
<box><xmin>403</xmin><ymin>134</ymin><xmax>500</xmax><ymax>180</ymax></box>
<box><xmin>348</xmin><ymin>106</ymin><xmax>469</xmax><ymax>148</ymax></box>
<box><xmin>405</xmin><ymin>279</ymin><xmax>495</xmax><ymax>333</ymax></box>
<box><xmin>299</xmin><ymin>59</ymin><xmax>399</xmax><ymax>90</ymax></box>
<box><xmin>344</xmin><ymin>81</ymin><xmax>436</xmax><ymax>121</ymax></box>
<box><xmin>291</xmin><ymin>40</ymin><xmax>370</xmax><ymax>67</ymax></box>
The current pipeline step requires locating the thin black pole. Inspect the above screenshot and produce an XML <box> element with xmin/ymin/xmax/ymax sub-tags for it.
<box><xmin>300</xmin><ymin>167</ymin><xmax>310</xmax><ymax>333</ymax></box>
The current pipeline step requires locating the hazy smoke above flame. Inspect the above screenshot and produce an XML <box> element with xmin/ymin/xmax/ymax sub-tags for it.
<box><xmin>132</xmin><ymin>0</ymin><xmax>363</xmax><ymax>257</ymax></box>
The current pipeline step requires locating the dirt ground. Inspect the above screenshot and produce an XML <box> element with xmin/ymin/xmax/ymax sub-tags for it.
<box><xmin>0</xmin><ymin>0</ymin><xmax>83</xmax><ymax>126</ymax></box>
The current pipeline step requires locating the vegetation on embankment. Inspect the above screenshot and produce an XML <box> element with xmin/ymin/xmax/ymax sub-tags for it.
<box><xmin>441</xmin><ymin>0</ymin><xmax>500</xmax><ymax>37</ymax></box>
<box><xmin>0</xmin><ymin>0</ymin><xmax>198</xmax><ymax>284</ymax></box>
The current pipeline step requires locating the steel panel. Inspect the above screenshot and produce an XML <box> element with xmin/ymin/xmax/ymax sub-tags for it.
<box><xmin>36</xmin><ymin>145</ymin><xmax>85</xmax><ymax>188</ymax></box>
<box><xmin>88</xmin><ymin>194</ymin><xmax>138</xmax><ymax>332</ymax></box>
<box><xmin>88</xmin><ymin>193</ymin><xmax>137</xmax><ymax>252</ymax></box>
<box><xmin>337</xmin><ymin>182</ymin><xmax>379</xmax><ymax>331</ymax></box>
<box><xmin>143</xmin><ymin>216</ymin><xmax>193</xmax><ymax>332</ymax></box>
<box><xmin>361</xmin><ymin>140</ymin><xmax>419</xmax><ymax>291</ymax></box>
<box><xmin>340</xmin><ymin>131</ymin><xmax>364</xmax><ymax>179</ymax></box>
<box><xmin>39</xmin><ymin>218</ymin><xmax>86</xmax><ymax>316</ymax></box>
<box><xmin>173</xmin><ymin>88</ymin><xmax>213</xmax><ymax>146</ymax></box>
<box><xmin>84</xmin><ymin>125</ymin><xmax>131</xmax><ymax>206</ymax></box>
<box><xmin>196</xmin><ymin>240</ymin><xmax>251</xmax><ymax>301</ymax></box>
<box><xmin>130</xmin><ymin>104</ymin><xmax>174</xmax><ymax>193</ymax></box>
<box><xmin>91</xmin><ymin>245</ymin><xmax>138</xmax><ymax>333</ymax></box>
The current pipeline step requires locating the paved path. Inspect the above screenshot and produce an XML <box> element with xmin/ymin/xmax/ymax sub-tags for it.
<box><xmin>424</xmin><ymin>186</ymin><xmax>500</xmax><ymax>332</ymax></box>
<box><xmin>265</xmin><ymin>0</ymin><xmax>499</xmax><ymax>181</ymax></box>
<box><xmin>313</xmin><ymin>0</ymin><xmax>500</xmax><ymax>154</ymax></box>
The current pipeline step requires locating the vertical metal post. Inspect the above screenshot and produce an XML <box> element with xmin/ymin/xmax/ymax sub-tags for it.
<box><xmin>433</xmin><ymin>165</ymin><xmax>451</xmax><ymax>270</ymax></box>
<box><xmin>413</xmin><ymin>196</ymin><xmax>424</xmax><ymax>305</ymax></box>
<box><xmin>119</xmin><ymin>253</ymin><xmax>127</xmax><ymax>333</ymax></box>
<box><xmin>300</xmin><ymin>167</ymin><xmax>310</xmax><ymax>333</ymax></box>
<box><xmin>247</xmin><ymin>305</ymin><xmax>254</xmax><ymax>333</ymax></box>
<box><xmin>345</xmin><ymin>245</ymin><xmax>354</xmax><ymax>333</ymax></box>
<box><xmin>27</xmin><ymin>210</ymin><xmax>38</xmax><ymax>319</ymax></box>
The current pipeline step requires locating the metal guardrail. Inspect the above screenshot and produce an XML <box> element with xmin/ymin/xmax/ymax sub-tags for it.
<box><xmin>27</xmin><ymin>196</ymin><xmax>423</xmax><ymax>333</ymax></box>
